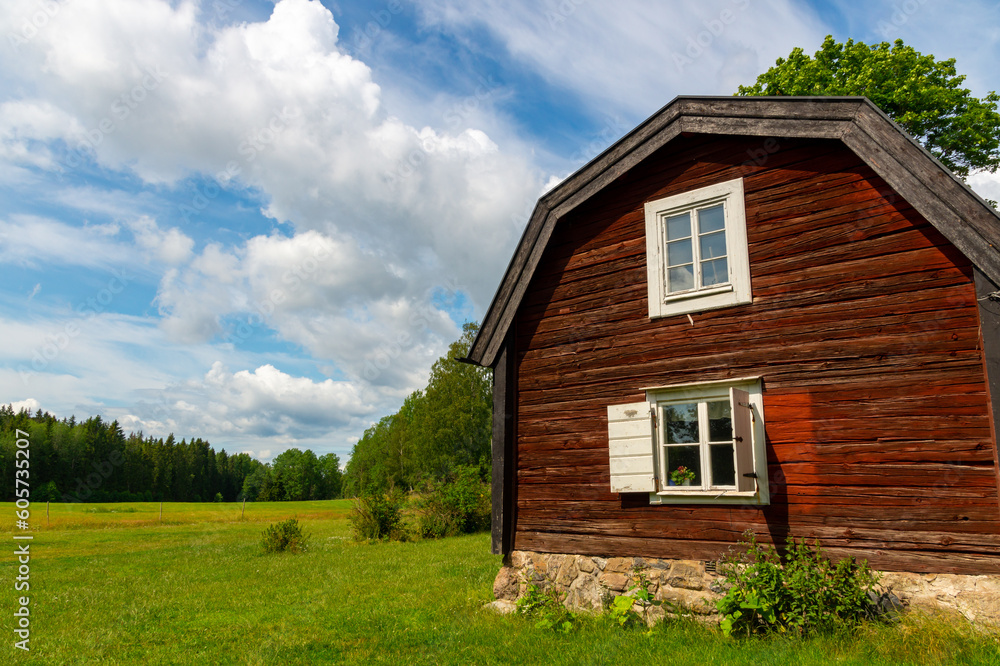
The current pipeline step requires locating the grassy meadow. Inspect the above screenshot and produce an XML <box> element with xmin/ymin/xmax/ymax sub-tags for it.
<box><xmin>1</xmin><ymin>500</ymin><xmax>998</xmax><ymax>664</ymax></box>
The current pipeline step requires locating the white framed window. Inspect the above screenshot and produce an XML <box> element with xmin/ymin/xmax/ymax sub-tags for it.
<box><xmin>606</xmin><ymin>378</ymin><xmax>768</xmax><ymax>505</ymax></box>
<box><xmin>644</xmin><ymin>178</ymin><xmax>751</xmax><ymax>318</ymax></box>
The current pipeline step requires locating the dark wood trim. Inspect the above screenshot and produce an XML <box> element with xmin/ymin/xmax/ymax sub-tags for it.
<box><xmin>476</xmin><ymin>202</ymin><xmax>551</xmax><ymax>367</ymax></box>
<box><xmin>490</xmin><ymin>331</ymin><xmax>517</xmax><ymax>554</ymax></box>
<box><xmin>466</xmin><ymin>96</ymin><xmax>1000</xmax><ymax>370</ymax></box>
<box><xmin>974</xmin><ymin>267</ymin><xmax>1000</xmax><ymax>520</ymax></box>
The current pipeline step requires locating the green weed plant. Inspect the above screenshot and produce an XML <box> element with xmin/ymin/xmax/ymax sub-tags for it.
<box><xmin>516</xmin><ymin>583</ymin><xmax>579</xmax><ymax>634</ymax></box>
<box><xmin>716</xmin><ymin>530</ymin><xmax>881</xmax><ymax>637</ymax></box>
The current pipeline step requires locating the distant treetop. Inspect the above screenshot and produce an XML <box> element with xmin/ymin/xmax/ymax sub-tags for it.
<box><xmin>737</xmin><ymin>36</ymin><xmax>1000</xmax><ymax>180</ymax></box>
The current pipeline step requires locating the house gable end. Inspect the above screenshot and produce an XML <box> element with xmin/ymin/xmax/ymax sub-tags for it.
<box><xmin>467</xmin><ymin>96</ymin><xmax>1000</xmax><ymax>369</ymax></box>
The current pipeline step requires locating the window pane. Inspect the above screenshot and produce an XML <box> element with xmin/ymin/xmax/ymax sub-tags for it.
<box><xmin>666</xmin><ymin>239</ymin><xmax>692</xmax><ymax>266</ymax></box>
<box><xmin>699</xmin><ymin>230</ymin><xmax>727</xmax><ymax>260</ymax></box>
<box><xmin>707</xmin><ymin>400</ymin><xmax>732</xmax><ymax>441</ymax></box>
<box><xmin>710</xmin><ymin>443</ymin><xmax>736</xmax><ymax>486</ymax></box>
<box><xmin>701</xmin><ymin>257</ymin><xmax>728</xmax><ymax>287</ymax></box>
<box><xmin>665</xmin><ymin>445</ymin><xmax>702</xmax><ymax>486</ymax></box>
<box><xmin>667</xmin><ymin>264</ymin><xmax>694</xmax><ymax>292</ymax></box>
<box><xmin>665</xmin><ymin>213</ymin><xmax>691</xmax><ymax>241</ymax></box>
<box><xmin>664</xmin><ymin>403</ymin><xmax>698</xmax><ymax>443</ymax></box>
<box><xmin>698</xmin><ymin>204</ymin><xmax>725</xmax><ymax>234</ymax></box>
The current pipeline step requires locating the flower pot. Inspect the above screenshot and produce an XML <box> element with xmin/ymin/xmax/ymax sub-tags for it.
<box><xmin>681</xmin><ymin>480</ymin><xmax>691</xmax><ymax>486</ymax></box>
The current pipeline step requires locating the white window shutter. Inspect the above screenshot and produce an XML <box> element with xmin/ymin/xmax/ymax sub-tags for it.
<box><xmin>731</xmin><ymin>387</ymin><xmax>756</xmax><ymax>492</ymax></box>
<box><xmin>607</xmin><ymin>402</ymin><xmax>657</xmax><ymax>493</ymax></box>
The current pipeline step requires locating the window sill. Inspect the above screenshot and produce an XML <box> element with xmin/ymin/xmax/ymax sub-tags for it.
<box><xmin>649</xmin><ymin>287</ymin><xmax>750</xmax><ymax>319</ymax></box>
<box><xmin>649</xmin><ymin>490</ymin><xmax>766</xmax><ymax>506</ymax></box>
<box><xmin>662</xmin><ymin>283</ymin><xmax>733</xmax><ymax>304</ymax></box>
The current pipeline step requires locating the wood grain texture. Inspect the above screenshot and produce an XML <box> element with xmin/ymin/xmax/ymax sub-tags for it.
<box><xmin>509</xmin><ymin>135</ymin><xmax>1000</xmax><ymax>573</ymax></box>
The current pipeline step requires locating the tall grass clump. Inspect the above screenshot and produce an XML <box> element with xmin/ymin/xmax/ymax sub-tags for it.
<box><xmin>416</xmin><ymin>465</ymin><xmax>490</xmax><ymax>539</ymax></box>
<box><xmin>349</xmin><ymin>490</ymin><xmax>407</xmax><ymax>541</ymax></box>
<box><xmin>716</xmin><ymin>530</ymin><xmax>883</xmax><ymax>637</ymax></box>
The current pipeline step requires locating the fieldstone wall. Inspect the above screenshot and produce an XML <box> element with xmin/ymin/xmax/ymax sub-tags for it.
<box><xmin>880</xmin><ymin>571</ymin><xmax>1000</xmax><ymax>625</ymax></box>
<box><xmin>488</xmin><ymin>550</ymin><xmax>1000</xmax><ymax>626</ymax></box>
<box><xmin>488</xmin><ymin>550</ymin><xmax>723</xmax><ymax>623</ymax></box>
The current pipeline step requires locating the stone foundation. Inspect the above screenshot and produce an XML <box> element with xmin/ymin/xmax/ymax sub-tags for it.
<box><xmin>491</xmin><ymin>550</ymin><xmax>1000</xmax><ymax>626</ymax></box>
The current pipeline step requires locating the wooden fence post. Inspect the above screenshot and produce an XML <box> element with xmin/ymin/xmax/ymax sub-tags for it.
<box><xmin>241</xmin><ymin>497</ymin><xmax>246</xmax><ymax>519</ymax></box>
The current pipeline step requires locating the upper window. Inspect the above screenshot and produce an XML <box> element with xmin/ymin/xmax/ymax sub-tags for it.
<box><xmin>606</xmin><ymin>378</ymin><xmax>768</xmax><ymax>505</ymax></box>
<box><xmin>644</xmin><ymin>178</ymin><xmax>751</xmax><ymax>318</ymax></box>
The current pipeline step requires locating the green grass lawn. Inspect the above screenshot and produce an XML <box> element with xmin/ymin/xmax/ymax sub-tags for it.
<box><xmin>1</xmin><ymin>501</ymin><xmax>998</xmax><ymax>664</ymax></box>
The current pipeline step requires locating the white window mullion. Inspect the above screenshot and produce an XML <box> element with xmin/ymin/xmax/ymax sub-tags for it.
<box><xmin>697</xmin><ymin>401</ymin><xmax>709</xmax><ymax>490</ymax></box>
<box><xmin>691</xmin><ymin>209</ymin><xmax>702</xmax><ymax>291</ymax></box>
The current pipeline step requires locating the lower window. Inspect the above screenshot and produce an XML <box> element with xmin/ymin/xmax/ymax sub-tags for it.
<box><xmin>659</xmin><ymin>395</ymin><xmax>737</xmax><ymax>489</ymax></box>
<box><xmin>606</xmin><ymin>377</ymin><xmax>768</xmax><ymax>505</ymax></box>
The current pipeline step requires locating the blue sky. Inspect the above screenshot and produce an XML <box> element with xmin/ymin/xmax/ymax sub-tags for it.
<box><xmin>2</xmin><ymin>0</ymin><xmax>999</xmax><ymax>462</ymax></box>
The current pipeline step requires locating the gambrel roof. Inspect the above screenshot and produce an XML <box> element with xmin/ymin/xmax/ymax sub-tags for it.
<box><xmin>466</xmin><ymin>96</ymin><xmax>1000</xmax><ymax>368</ymax></box>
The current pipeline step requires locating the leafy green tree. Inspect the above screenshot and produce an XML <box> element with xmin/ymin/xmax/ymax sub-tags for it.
<box><xmin>342</xmin><ymin>413</ymin><xmax>404</xmax><ymax>497</ymax></box>
<box><xmin>410</xmin><ymin>322</ymin><xmax>493</xmax><ymax>478</ymax></box>
<box><xmin>240</xmin><ymin>466</ymin><xmax>272</xmax><ymax>501</ymax></box>
<box><xmin>738</xmin><ymin>36</ymin><xmax>1000</xmax><ymax>179</ymax></box>
<box><xmin>272</xmin><ymin>448</ymin><xmax>325</xmax><ymax>500</ymax></box>
<box><xmin>317</xmin><ymin>453</ymin><xmax>343</xmax><ymax>499</ymax></box>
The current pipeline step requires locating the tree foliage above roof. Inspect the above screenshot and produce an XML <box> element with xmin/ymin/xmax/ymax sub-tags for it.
<box><xmin>737</xmin><ymin>36</ymin><xmax>1000</xmax><ymax>179</ymax></box>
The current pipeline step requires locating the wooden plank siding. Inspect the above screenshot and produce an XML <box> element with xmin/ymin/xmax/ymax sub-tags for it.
<box><xmin>510</xmin><ymin>135</ymin><xmax>1000</xmax><ymax>575</ymax></box>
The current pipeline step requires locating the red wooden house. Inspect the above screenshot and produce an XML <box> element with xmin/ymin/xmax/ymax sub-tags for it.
<box><xmin>463</xmin><ymin>96</ymin><xmax>1000</xmax><ymax>580</ymax></box>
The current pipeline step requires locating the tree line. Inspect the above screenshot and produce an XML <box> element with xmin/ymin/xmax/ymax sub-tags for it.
<box><xmin>0</xmin><ymin>322</ymin><xmax>489</xmax><ymax>503</ymax></box>
<box><xmin>0</xmin><ymin>407</ymin><xmax>341</xmax><ymax>502</ymax></box>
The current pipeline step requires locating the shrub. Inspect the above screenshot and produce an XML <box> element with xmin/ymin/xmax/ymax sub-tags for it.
<box><xmin>416</xmin><ymin>465</ymin><xmax>490</xmax><ymax>539</ymax></box>
<box><xmin>716</xmin><ymin>530</ymin><xmax>882</xmax><ymax>637</ymax></box>
<box><xmin>261</xmin><ymin>518</ymin><xmax>309</xmax><ymax>553</ymax></box>
<box><xmin>349</xmin><ymin>490</ymin><xmax>407</xmax><ymax>541</ymax></box>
